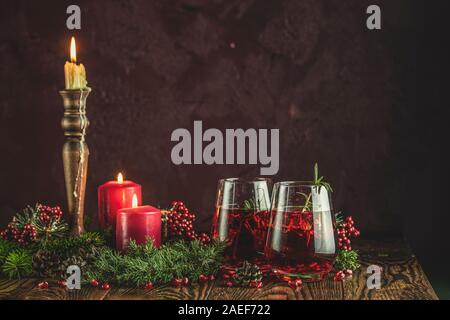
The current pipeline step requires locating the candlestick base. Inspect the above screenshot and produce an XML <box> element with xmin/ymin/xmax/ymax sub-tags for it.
<box><xmin>59</xmin><ymin>88</ymin><xmax>91</xmax><ymax>236</ymax></box>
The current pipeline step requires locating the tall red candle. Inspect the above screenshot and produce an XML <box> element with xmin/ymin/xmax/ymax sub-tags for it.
<box><xmin>116</xmin><ymin>195</ymin><xmax>162</xmax><ymax>251</ymax></box>
<box><xmin>97</xmin><ymin>173</ymin><xmax>142</xmax><ymax>232</ymax></box>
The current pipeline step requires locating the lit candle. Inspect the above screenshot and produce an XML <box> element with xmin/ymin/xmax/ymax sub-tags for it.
<box><xmin>116</xmin><ymin>194</ymin><xmax>162</xmax><ymax>251</ymax></box>
<box><xmin>97</xmin><ymin>173</ymin><xmax>142</xmax><ymax>233</ymax></box>
<box><xmin>64</xmin><ymin>37</ymin><xmax>88</xmax><ymax>89</ymax></box>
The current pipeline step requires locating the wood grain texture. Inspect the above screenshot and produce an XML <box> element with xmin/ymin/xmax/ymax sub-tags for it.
<box><xmin>0</xmin><ymin>279</ymin><xmax>35</xmax><ymax>300</ymax></box>
<box><xmin>105</xmin><ymin>283</ymin><xmax>215</xmax><ymax>300</ymax></box>
<box><xmin>0</xmin><ymin>240</ymin><xmax>438</xmax><ymax>300</ymax></box>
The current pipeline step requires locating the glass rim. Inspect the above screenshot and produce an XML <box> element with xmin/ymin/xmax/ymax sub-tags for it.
<box><xmin>219</xmin><ymin>177</ymin><xmax>271</xmax><ymax>184</ymax></box>
<box><xmin>273</xmin><ymin>181</ymin><xmax>317</xmax><ymax>187</ymax></box>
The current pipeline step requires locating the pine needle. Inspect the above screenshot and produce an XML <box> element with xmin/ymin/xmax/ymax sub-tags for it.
<box><xmin>2</xmin><ymin>250</ymin><xmax>33</xmax><ymax>279</ymax></box>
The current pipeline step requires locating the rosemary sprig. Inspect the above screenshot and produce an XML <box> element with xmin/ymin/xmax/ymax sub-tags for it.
<box><xmin>301</xmin><ymin>163</ymin><xmax>333</xmax><ymax>212</ymax></box>
<box><xmin>243</xmin><ymin>199</ymin><xmax>255</xmax><ymax>210</ymax></box>
<box><xmin>335</xmin><ymin>211</ymin><xmax>344</xmax><ymax>227</ymax></box>
<box><xmin>313</xmin><ymin>163</ymin><xmax>333</xmax><ymax>193</ymax></box>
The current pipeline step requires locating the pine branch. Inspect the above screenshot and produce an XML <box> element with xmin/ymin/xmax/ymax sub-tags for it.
<box><xmin>2</xmin><ymin>250</ymin><xmax>33</xmax><ymax>279</ymax></box>
<box><xmin>85</xmin><ymin>239</ymin><xmax>227</xmax><ymax>286</ymax></box>
<box><xmin>0</xmin><ymin>239</ymin><xmax>21</xmax><ymax>265</ymax></box>
<box><xmin>38</xmin><ymin>232</ymin><xmax>104</xmax><ymax>254</ymax></box>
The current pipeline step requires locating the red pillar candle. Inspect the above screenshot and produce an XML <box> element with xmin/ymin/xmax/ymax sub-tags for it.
<box><xmin>97</xmin><ymin>173</ymin><xmax>142</xmax><ymax>231</ymax></box>
<box><xmin>116</xmin><ymin>194</ymin><xmax>162</xmax><ymax>251</ymax></box>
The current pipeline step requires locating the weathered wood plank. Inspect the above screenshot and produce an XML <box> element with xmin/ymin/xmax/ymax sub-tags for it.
<box><xmin>104</xmin><ymin>282</ymin><xmax>214</xmax><ymax>300</ymax></box>
<box><xmin>13</xmin><ymin>279</ymin><xmax>110</xmax><ymax>300</ymax></box>
<box><xmin>208</xmin><ymin>281</ymin><xmax>297</xmax><ymax>300</ymax></box>
<box><xmin>344</xmin><ymin>239</ymin><xmax>438</xmax><ymax>300</ymax></box>
<box><xmin>299</xmin><ymin>276</ymin><xmax>343</xmax><ymax>300</ymax></box>
<box><xmin>0</xmin><ymin>279</ymin><xmax>35</xmax><ymax>300</ymax></box>
<box><xmin>346</xmin><ymin>258</ymin><xmax>438</xmax><ymax>300</ymax></box>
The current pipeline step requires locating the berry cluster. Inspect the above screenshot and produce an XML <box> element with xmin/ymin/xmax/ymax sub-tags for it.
<box><xmin>333</xmin><ymin>269</ymin><xmax>353</xmax><ymax>281</ymax></box>
<box><xmin>337</xmin><ymin>216</ymin><xmax>360</xmax><ymax>251</ymax></box>
<box><xmin>37</xmin><ymin>204</ymin><xmax>63</xmax><ymax>223</ymax></box>
<box><xmin>166</xmin><ymin>201</ymin><xmax>210</xmax><ymax>244</ymax></box>
<box><xmin>1</xmin><ymin>222</ymin><xmax>38</xmax><ymax>245</ymax></box>
<box><xmin>0</xmin><ymin>204</ymin><xmax>64</xmax><ymax>245</ymax></box>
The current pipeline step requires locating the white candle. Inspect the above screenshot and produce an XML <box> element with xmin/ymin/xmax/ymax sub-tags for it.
<box><xmin>64</xmin><ymin>37</ymin><xmax>87</xmax><ymax>89</ymax></box>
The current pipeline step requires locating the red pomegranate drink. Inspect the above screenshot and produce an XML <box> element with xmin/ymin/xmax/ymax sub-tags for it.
<box><xmin>265</xmin><ymin>181</ymin><xmax>337</xmax><ymax>281</ymax></box>
<box><xmin>211</xmin><ymin>178</ymin><xmax>271</xmax><ymax>262</ymax></box>
<box><xmin>212</xmin><ymin>206</ymin><xmax>270</xmax><ymax>261</ymax></box>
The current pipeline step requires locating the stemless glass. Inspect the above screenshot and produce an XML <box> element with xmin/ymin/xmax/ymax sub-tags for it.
<box><xmin>265</xmin><ymin>182</ymin><xmax>337</xmax><ymax>281</ymax></box>
<box><xmin>211</xmin><ymin>178</ymin><xmax>271</xmax><ymax>261</ymax></box>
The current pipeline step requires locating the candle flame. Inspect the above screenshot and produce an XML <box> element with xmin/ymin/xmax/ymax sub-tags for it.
<box><xmin>70</xmin><ymin>37</ymin><xmax>77</xmax><ymax>63</ymax></box>
<box><xmin>132</xmin><ymin>194</ymin><xmax>138</xmax><ymax>208</ymax></box>
<box><xmin>117</xmin><ymin>173</ymin><xmax>123</xmax><ymax>183</ymax></box>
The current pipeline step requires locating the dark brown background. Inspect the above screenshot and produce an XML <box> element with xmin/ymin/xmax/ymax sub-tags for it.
<box><xmin>1</xmin><ymin>0</ymin><xmax>449</xmax><ymax>297</ymax></box>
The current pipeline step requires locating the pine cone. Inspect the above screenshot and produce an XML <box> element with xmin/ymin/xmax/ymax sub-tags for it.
<box><xmin>32</xmin><ymin>251</ymin><xmax>62</xmax><ymax>278</ymax></box>
<box><xmin>32</xmin><ymin>244</ymin><xmax>101</xmax><ymax>279</ymax></box>
<box><xmin>234</xmin><ymin>261</ymin><xmax>263</xmax><ymax>286</ymax></box>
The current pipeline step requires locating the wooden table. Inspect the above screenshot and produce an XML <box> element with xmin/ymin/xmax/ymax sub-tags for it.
<box><xmin>0</xmin><ymin>239</ymin><xmax>438</xmax><ymax>300</ymax></box>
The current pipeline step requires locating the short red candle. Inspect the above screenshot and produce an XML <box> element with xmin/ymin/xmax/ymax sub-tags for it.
<box><xmin>97</xmin><ymin>173</ymin><xmax>142</xmax><ymax>231</ymax></box>
<box><xmin>116</xmin><ymin>201</ymin><xmax>162</xmax><ymax>251</ymax></box>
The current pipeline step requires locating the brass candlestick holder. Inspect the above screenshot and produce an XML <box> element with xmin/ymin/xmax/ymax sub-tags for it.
<box><xmin>59</xmin><ymin>88</ymin><xmax>91</xmax><ymax>235</ymax></box>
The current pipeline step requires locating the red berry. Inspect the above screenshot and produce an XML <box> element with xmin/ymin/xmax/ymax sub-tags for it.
<box><xmin>182</xmin><ymin>278</ymin><xmax>189</xmax><ymax>286</ymax></box>
<box><xmin>288</xmin><ymin>279</ymin><xmax>302</xmax><ymax>288</ymax></box>
<box><xmin>38</xmin><ymin>281</ymin><xmax>49</xmax><ymax>289</ymax></box>
<box><xmin>198</xmin><ymin>274</ymin><xmax>209</xmax><ymax>283</ymax></box>
<box><xmin>90</xmin><ymin>279</ymin><xmax>99</xmax><ymax>287</ymax></box>
<box><xmin>144</xmin><ymin>282</ymin><xmax>154</xmax><ymax>290</ymax></box>
<box><xmin>249</xmin><ymin>281</ymin><xmax>263</xmax><ymax>289</ymax></box>
<box><xmin>102</xmin><ymin>283</ymin><xmax>110</xmax><ymax>290</ymax></box>
<box><xmin>225</xmin><ymin>281</ymin><xmax>234</xmax><ymax>287</ymax></box>
<box><xmin>57</xmin><ymin>279</ymin><xmax>66</xmax><ymax>287</ymax></box>
<box><xmin>172</xmin><ymin>278</ymin><xmax>184</xmax><ymax>286</ymax></box>
<box><xmin>208</xmin><ymin>275</ymin><xmax>215</xmax><ymax>281</ymax></box>
<box><xmin>333</xmin><ymin>271</ymin><xmax>345</xmax><ymax>281</ymax></box>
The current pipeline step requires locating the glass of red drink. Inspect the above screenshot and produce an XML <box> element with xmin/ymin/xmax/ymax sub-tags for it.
<box><xmin>265</xmin><ymin>182</ymin><xmax>337</xmax><ymax>281</ymax></box>
<box><xmin>211</xmin><ymin>178</ymin><xmax>271</xmax><ymax>262</ymax></box>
